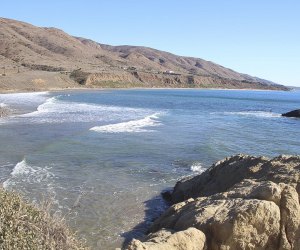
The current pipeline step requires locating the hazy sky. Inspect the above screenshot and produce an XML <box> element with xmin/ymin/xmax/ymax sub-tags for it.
<box><xmin>1</xmin><ymin>1</ymin><xmax>300</xmax><ymax>86</ymax></box>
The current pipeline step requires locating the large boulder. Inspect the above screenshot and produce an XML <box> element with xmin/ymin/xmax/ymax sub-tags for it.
<box><xmin>282</xmin><ymin>109</ymin><xmax>300</xmax><ymax>118</ymax></box>
<box><xmin>171</xmin><ymin>154</ymin><xmax>300</xmax><ymax>203</ymax></box>
<box><xmin>151</xmin><ymin>197</ymin><xmax>281</xmax><ymax>249</ymax></box>
<box><xmin>126</xmin><ymin>227</ymin><xmax>206</xmax><ymax>250</ymax></box>
<box><xmin>126</xmin><ymin>155</ymin><xmax>300</xmax><ymax>250</ymax></box>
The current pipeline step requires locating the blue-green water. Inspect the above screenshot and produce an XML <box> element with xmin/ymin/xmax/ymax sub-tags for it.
<box><xmin>0</xmin><ymin>89</ymin><xmax>300</xmax><ymax>249</ymax></box>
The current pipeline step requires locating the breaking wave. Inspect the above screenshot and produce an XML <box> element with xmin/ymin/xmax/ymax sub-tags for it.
<box><xmin>0</xmin><ymin>92</ymin><xmax>49</xmax><ymax>106</ymax></box>
<box><xmin>90</xmin><ymin>113</ymin><xmax>162</xmax><ymax>133</ymax></box>
<box><xmin>190</xmin><ymin>162</ymin><xmax>206</xmax><ymax>173</ymax></box>
<box><xmin>3</xmin><ymin>159</ymin><xmax>54</xmax><ymax>190</ymax></box>
<box><xmin>16</xmin><ymin>94</ymin><xmax>162</xmax><ymax>125</ymax></box>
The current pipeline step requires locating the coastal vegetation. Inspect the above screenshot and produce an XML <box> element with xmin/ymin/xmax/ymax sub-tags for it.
<box><xmin>0</xmin><ymin>188</ymin><xmax>87</xmax><ymax>250</ymax></box>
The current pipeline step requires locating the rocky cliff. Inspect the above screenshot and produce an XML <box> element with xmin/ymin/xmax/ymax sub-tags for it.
<box><xmin>70</xmin><ymin>69</ymin><xmax>284</xmax><ymax>90</ymax></box>
<box><xmin>127</xmin><ymin>154</ymin><xmax>300</xmax><ymax>250</ymax></box>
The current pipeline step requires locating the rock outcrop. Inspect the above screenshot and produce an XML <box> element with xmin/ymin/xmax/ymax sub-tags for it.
<box><xmin>126</xmin><ymin>154</ymin><xmax>300</xmax><ymax>250</ymax></box>
<box><xmin>282</xmin><ymin>109</ymin><xmax>300</xmax><ymax>118</ymax></box>
<box><xmin>127</xmin><ymin>228</ymin><xmax>206</xmax><ymax>250</ymax></box>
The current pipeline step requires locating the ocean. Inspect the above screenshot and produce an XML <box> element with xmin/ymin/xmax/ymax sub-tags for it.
<box><xmin>0</xmin><ymin>89</ymin><xmax>300</xmax><ymax>249</ymax></box>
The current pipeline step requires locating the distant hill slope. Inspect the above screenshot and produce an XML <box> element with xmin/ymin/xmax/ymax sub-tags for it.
<box><xmin>0</xmin><ymin>17</ymin><xmax>288</xmax><ymax>91</ymax></box>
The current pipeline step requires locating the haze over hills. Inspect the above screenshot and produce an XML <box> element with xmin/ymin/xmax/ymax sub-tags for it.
<box><xmin>0</xmin><ymin>17</ymin><xmax>288</xmax><ymax>91</ymax></box>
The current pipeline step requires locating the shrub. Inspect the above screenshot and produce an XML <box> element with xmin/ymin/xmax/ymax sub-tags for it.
<box><xmin>0</xmin><ymin>188</ymin><xmax>88</xmax><ymax>250</ymax></box>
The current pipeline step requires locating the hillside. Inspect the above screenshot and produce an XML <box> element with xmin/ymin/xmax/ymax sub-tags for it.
<box><xmin>0</xmin><ymin>17</ymin><xmax>288</xmax><ymax>91</ymax></box>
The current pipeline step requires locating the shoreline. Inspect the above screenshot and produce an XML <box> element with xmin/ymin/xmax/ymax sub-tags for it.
<box><xmin>0</xmin><ymin>86</ymin><xmax>296</xmax><ymax>121</ymax></box>
<box><xmin>0</xmin><ymin>85</ymin><xmax>291</xmax><ymax>95</ymax></box>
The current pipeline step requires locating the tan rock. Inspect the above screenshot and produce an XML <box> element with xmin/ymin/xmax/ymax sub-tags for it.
<box><xmin>126</xmin><ymin>227</ymin><xmax>206</xmax><ymax>250</ymax></box>
<box><xmin>171</xmin><ymin>154</ymin><xmax>270</xmax><ymax>203</ymax></box>
<box><xmin>279</xmin><ymin>185</ymin><xmax>300</xmax><ymax>249</ymax></box>
<box><xmin>171</xmin><ymin>154</ymin><xmax>300</xmax><ymax>203</ymax></box>
<box><xmin>212</xmin><ymin>179</ymin><xmax>282</xmax><ymax>205</ymax></box>
<box><xmin>127</xmin><ymin>155</ymin><xmax>300</xmax><ymax>250</ymax></box>
<box><xmin>151</xmin><ymin>197</ymin><xmax>281</xmax><ymax>250</ymax></box>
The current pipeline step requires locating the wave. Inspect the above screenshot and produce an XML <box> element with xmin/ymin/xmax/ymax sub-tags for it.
<box><xmin>22</xmin><ymin>96</ymin><xmax>60</xmax><ymax>116</ymax></box>
<box><xmin>0</xmin><ymin>102</ymin><xmax>7</xmax><ymax>108</ymax></box>
<box><xmin>18</xmin><ymin>95</ymin><xmax>160</xmax><ymax>124</ymax></box>
<box><xmin>10</xmin><ymin>159</ymin><xmax>33</xmax><ymax>176</ymax></box>
<box><xmin>90</xmin><ymin>113</ymin><xmax>162</xmax><ymax>133</ymax></box>
<box><xmin>0</xmin><ymin>92</ymin><xmax>49</xmax><ymax>106</ymax></box>
<box><xmin>3</xmin><ymin>159</ymin><xmax>54</xmax><ymax>189</ymax></box>
<box><xmin>214</xmin><ymin>111</ymin><xmax>281</xmax><ymax>118</ymax></box>
<box><xmin>190</xmin><ymin>162</ymin><xmax>206</xmax><ymax>173</ymax></box>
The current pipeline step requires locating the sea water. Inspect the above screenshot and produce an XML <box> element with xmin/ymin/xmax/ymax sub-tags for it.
<box><xmin>0</xmin><ymin>89</ymin><xmax>300</xmax><ymax>249</ymax></box>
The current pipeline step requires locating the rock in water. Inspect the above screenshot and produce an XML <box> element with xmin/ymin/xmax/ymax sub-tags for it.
<box><xmin>282</xmin><ymin>109</ymin><xmax>300</xmax><ymax>118</ymax></box>
<box><xmin>126</xmin><ymin>154</ymin><xmax>300</xmax><ymax>250</ymax></box>
<box><xmin>0</xmin><ymin>107</ymin><xmax>11</xmax><ymax>117</ymax></box>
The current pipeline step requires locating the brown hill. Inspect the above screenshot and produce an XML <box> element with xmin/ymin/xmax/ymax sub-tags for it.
<box><xmin>0</xmin><ymin>17</ymin><xmax>288</xmax><ymax>91</ymax></box>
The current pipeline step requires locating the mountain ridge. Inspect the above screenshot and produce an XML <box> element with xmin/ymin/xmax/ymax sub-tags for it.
<box><xmin>0</xmin><ymin>17</ymin><xmax>288</xmax><ymax>91</ymax></box>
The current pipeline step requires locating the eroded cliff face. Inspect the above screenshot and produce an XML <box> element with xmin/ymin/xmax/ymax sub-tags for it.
<box><xmin>126</xmin><ymin>155</ymin><xmax>300</xmax><ymax>250</ymax></box>
<box><xmin>74</xmin><ymin>70</ymin><xmax>284</xmax><ymax>90</ymax></box>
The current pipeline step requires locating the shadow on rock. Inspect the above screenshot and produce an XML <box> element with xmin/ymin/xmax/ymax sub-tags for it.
<box><xmin>121</xmin><ymin>190</ymin><xmax>171</xmax><ymax>249</ymax></box>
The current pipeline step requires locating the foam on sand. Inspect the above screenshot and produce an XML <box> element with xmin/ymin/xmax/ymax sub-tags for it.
<box><xmin>90</xmin><ymin>113</ymin><xmax>162</xmax><ymax>133</ymax></box>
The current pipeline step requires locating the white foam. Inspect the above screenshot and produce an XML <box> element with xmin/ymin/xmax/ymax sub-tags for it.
<box><xmin>221</xmin><ymin>111</ymin><xmax>281</xmax><ymax>118</ymax></box>
<box><xmin>22</xmin><ymin>96</ymin><xmax>60</xmax><ymax>116</ymax></box>
<box><xmin>10</xmin><ymin>159</ymin><xmax>33</xmax><ymax>176</ymax></box>
<box><xmin>90</xmin><ymin>113</ymin><xmax>162</xmax><ymax>133</ymax></box>
<box><xmin>0</xmin><ymin>92</ymin><xmax>50</xmax><ymax>124</ymax></box>
<box><xmin>190</xmin><ymin>162</ymin><xmax>206</xmax><ymax>173</ymax></box>
<box><xmin>0</xmin><ymin>92</ymin><xmax>49</xmax><ymax>106</ymax></box>
<box><xmin>3</xmin><ymin>159</ymin><xmax>54</xmax><ymax>189</ymax></box>
<box><xmin>17</xmin><ymin>95</ymin><xmax>159</xmax><ymax>124</ymax></box>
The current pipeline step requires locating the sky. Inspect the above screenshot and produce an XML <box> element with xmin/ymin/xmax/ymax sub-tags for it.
<box><xmin>1</xmin><ymin>1</ymin><xmax>300</xmax><ymax>86</ymax></box>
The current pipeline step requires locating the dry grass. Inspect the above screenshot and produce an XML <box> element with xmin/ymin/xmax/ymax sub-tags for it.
<box><xmin>0</xmin><ymin>188</ymin><xmax>88</xmax><ymax>250</ymax></box>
